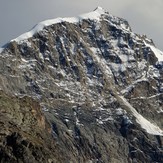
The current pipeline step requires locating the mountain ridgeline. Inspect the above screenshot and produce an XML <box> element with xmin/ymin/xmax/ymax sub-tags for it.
<box><xmin>0</xmin><ymin>7</ymin><xmax>163</xmax><ymax>163</ymax></box>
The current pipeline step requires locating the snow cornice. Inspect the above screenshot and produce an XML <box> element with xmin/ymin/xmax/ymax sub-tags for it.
<box><xmin>10</xmin><ymin>7</ymin><xmax>106</xmax><ymax>43</ymax></box>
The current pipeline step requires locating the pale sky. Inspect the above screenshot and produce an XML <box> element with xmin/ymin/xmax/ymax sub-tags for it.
<box><xmin>0</xmin><ymin>0</ymin><xmax>162</xmax><ymax>50</ymax></box>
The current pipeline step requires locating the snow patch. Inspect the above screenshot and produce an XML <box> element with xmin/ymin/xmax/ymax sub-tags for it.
<box><xmin>39</xmin><ymin>53</ymin><xmax>44</xmax><ymax>61</ymax></box>
<box><xmin>157</xmin><ymin>108</ymin><xmax>163</xmax><ymax>114</ymax></box>
<box><xmin>110</xmin><ymin>63</ymin><xmax>126</xmax><ymax>72</ymax></box>
<box><xmin>120</xmin><ymin>23</ymin><xmax>130</xmax><ymax>31</ymax></box>
<box><xmin>121</xmin><ymin>78</ymin><xmax>148</xmax><ymax>95</ymax></box>
<box><xmin>90</xmin><ymin>47</ymin><xmax>112</xmax><ymax>76</ymax></box>
<box><xmin>0</xmin><ymin>48</ymin><xmax>4</xmax><ymax>53</ymax></box>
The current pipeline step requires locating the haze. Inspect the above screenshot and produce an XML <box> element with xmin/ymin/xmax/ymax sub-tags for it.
<box><xmin>0</xmin><ymin>0</ymin><xmax>162</xmax><ymax>50</ymax></box>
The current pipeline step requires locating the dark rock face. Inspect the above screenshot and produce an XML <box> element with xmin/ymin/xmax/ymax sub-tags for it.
<box><xmin>0</xmin><ymin>7</ymin><xmax>163</xmax><ymax>162</ymax></box>
<box><xmin>0</xmin><ymin>91</ymin><xmax>61</xmax><ymax>163</ymax></box>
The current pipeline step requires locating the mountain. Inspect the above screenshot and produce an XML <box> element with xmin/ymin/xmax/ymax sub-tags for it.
<box><xmin>0</xmin><ymin>7</ymin><xmax>163</xmax><ymax>163</ymax></box>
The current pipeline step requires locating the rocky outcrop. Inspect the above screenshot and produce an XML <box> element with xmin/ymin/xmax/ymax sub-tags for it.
<box><xmin>0</xmin><ymin>7</ymin><xmax>163</xmax><ymax>162</ymax></box>
<box><xmin>0</xmin><ymin>91</ymin><xmax>63</xmax><ymax>163</ymax></box>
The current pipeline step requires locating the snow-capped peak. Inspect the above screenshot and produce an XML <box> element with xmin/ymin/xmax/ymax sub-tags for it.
<box><xmin>94</xmin><ymin>6</ymin><xmax>106</xmax><ymax>13</ymax></box>
<box><xmin>10</xmin><ymin>7</ymin><xmax>106</xmax><ymax>43</ymax></box>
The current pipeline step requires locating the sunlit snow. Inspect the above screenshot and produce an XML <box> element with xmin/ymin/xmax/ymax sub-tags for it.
<box><xmin>144</xmin><ymin>41</ymin><xmax>163</xmax><ymax>61</ymax></box>
<box><xmin>11</xmin><ymin>7</ymin><xmax>105</xmax><ymax>43</ymax></box>
<box><xmin>120</xmin><ymin>96</ymin><xmax>163</xmax><ymax>136</ymax></box>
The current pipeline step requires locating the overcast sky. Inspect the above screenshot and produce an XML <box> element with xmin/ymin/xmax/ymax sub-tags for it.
<box><xmin>0</xmin><ymin>0</ymin><xmax>162</xmax><ymax>50</ymax></box>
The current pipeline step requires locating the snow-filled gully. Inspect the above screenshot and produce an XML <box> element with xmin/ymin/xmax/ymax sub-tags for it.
<box><xmin>90</xmin><ymin>48</ymin><xmax>163</xmax><ymax>136</ymax></box>
<box><xmin>118</xmin><ymin>96</ymin><xmax>163</xmax><ymax>136</ymax></box>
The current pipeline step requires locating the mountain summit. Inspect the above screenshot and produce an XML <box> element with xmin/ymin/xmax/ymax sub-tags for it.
<box><xmin>0</xmin><ymin>7</ymin><xmax>163</xmax><ymax>163</ymax></box>
<box><xmin>0</xmin><ymin>6</ymin><xmax>106</xmax><ymax>45</ymax></box>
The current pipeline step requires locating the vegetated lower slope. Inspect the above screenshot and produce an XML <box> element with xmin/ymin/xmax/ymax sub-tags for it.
<box><xmin>0</xmin><ymin>7</ymin><xmax>163</xmax><ymax>163</ymax></box>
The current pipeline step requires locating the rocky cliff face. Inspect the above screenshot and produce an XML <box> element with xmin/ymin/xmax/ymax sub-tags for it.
<box><xmin>0</xmin><ymin>7</ymin><xmax>163</xmax><ymax>163</ymax></box>
<box><xmin>0</xmin><ymin>91</ymin><xmax>61</xmax><ymax>163</ymax></box>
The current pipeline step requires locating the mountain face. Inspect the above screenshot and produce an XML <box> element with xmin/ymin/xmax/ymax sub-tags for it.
<box><xmin>0</xmin><ymin>7</ymin><xmax>163</xmax><ymax>163</ymax></box>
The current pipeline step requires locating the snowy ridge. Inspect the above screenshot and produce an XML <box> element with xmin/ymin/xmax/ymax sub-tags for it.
<box><xmin>11</xmin><ymin>7</ymin><xmax>106</xmax><ymax>43</ymax></box>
